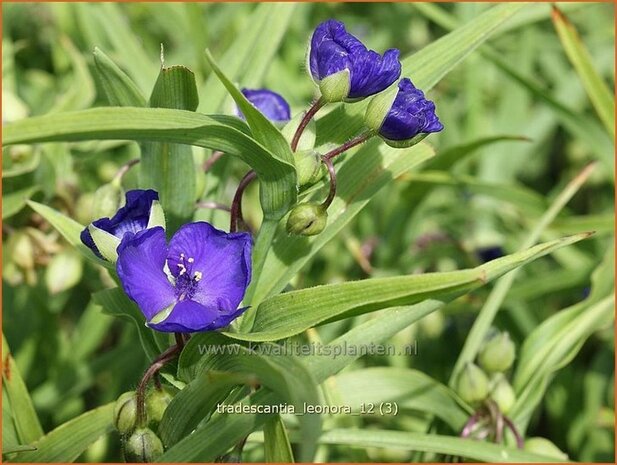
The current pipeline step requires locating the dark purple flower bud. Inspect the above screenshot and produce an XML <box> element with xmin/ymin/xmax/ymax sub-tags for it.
<box><xmin>309</xmin><ymin>20</ymin><xmax>401</xmax><ymax>101</ymax></box>
<box><xmin>376</xmin><ymin>78</ymin><xmax>443</xmax><ymax>143</ymax></box>
<box><xmin>80</xmin><ymin>189</ymin><xmax>164</xmax><ymax>262</ymax></box>
<box><xmin>116</xmin><ymin>223</ymin><xmax>252</xmax><ymax>333</ymax></box>
<box><xmin>237</xmin><ymin>88</ymin><xmax>291</xmax><ymax>123</ymax></box>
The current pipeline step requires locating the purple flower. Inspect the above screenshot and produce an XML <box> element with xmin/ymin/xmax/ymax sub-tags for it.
<box><xmin>81</xmin><ymin>189</ymin><xmax>159</xmax><ymax>259</ymax></box>
<box><xmin>378</xmin><ymin>78</ymin><xmax>443</xmax><ymax>141</ymax></box>
<box><xmin>116</xmin><ymin>222</ymin><xmax>252</xmax><ymax>332</ymax></box>
<box><xmin>309</xmin><ymin>19</ymin><xmax>401</xmax><ymax>100</ymax></box>
<box><xmin>238</xmin><ymin>88</ymin><xmax>291</xmax><ymax>122</ymax></box>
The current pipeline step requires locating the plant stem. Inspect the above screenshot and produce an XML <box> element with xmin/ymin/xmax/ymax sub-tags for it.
<box><xmin>203</xmin><ymin>150</ymin><xmax>225</xmax><ymax>172</ymax></box>
<box><xmin>113</xmin><ymin>158</ymin><xmax>140</xmax><ymax>182</ymax></box>
<box><xmin>321</xmin><ymin>157</ymin><xmax>337</xmax><ymax>209</ymax></box>
<box><xmin>322</xmin><ymin>132</ymin><xmax>373</xmax><ymax>161</ymax></box>
<box><xmin>291</xmin><ymin>98</ymin><xmax>324</xmax><ymax>152</ymax></box>
<box><xmin>135</xmin><ymin>334</ymin><xmax>186</xmax><ymax>426</ymax></box>
<box><xmin>229</xmin><ymin>171</ymin><xmax>257</xmax><ymax>233</ymax></box>
<box><xmin>503</xmin><ymin>415</ymin><xmax>524</xmax><ymax>449</ymax></box>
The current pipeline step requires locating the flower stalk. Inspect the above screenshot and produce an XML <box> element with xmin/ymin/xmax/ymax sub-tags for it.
<box><xmin>291</xmin><ymin>98</ymin><xmax>325</xmax><ymax>152</ymax></box>
<box><xmin>229</xmin><ymin>170</ymin><xmax>257</xmax><ymax>233</ymax></box>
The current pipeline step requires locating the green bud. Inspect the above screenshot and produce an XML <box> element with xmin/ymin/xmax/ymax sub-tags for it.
<box><xmin>455</xmin><ymin>362</ymin><xmax>489</xmax><ymax>405</ymax></box>
<box><xmin>478</xmin><ymin>331</ymin><xmax>516</xmax><ymax>373</ymax></box>
<box><xmin>113</xmin><ymin>392</ymin><xmax>138</xmax><ymax>435</ymax></box>
<box><xmin>318</xmin><ymin>69</ymin><xmax>351</xmax><ymax>103</ymax></box>
<box><xmin>364</xmin><ymin>84</ymin><xmax>399</xmax><ymax>133</ymax></box>
<box><xmin>286</xmin><ymin>203</ymin><xmax>328</xmax><ymax>236</ymax></box>
<box><xmin>10</xmin><ymin>231</ymin><xmax>35</xmax><ymax>271</ymax></box>
<box><xmin>123</xmin><ymin>428</ymin><xmax>164</xmax><ymax>463</ymax></box>
<box><xmin>489</xmin><ymin>373</ymin><xmax>516</xmax><ymax>414</ymax></box>
<box><xmin>295</xmin><ymin>150</ymin><xmax>325</xmax><ymax>186</ymax></box>
<box><xmin>146</xmin><ymin>388</ymin><xmax>174</xmax><ymax>425</ymax></box>
<box><xmin>91</xmin><ymin>180</ymin><xmax>124</xmax><ymax>220</ymax></box>
<box><xmin>524</xmin><ymin>437</ymin><xmax>568</xmax><ymax>460</ymax></box>
<box><xmin>45</xmin><ymin>250</ymin><xmax>83</xmax><ymax>295</ymax></box>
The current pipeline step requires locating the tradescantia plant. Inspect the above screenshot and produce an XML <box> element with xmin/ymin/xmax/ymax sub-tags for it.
<box><xmin>3</xmin><ymin>2</ymin><xmax>614</xmax><ymax>463</ymax></box>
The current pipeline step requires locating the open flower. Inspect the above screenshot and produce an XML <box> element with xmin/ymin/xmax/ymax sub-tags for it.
<box><xmin>376</xmin><ymin>78</ymin><xmax>443</xmax><ymax>142</ymax></box>
<box><xmin>238</xmin><ymin>88</ymin><xmax>291</xmax><ymax>123</ymax></box>
<box><xmin>309</xmin><ymin>19</ymin><xmax>401</xmax><ymax>101</ymax></box>
<box><xmin>80</xmin><ymin>189</ymin><xmax>164</xmax><ymax>261</ymax></box>
<box><xmin>116</xmin><ymin>223</ymin><xmax>252</xmax><ymax>332</ymax></box>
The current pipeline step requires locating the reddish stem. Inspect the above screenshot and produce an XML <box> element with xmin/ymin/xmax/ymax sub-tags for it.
<box><xmin>203</xmin><ymin>150</ymin><xmax>225</xmax><ymax>172</ymax></box>
<box><xmin>321</xmin><ymin>157</ymin><xmax>337</xmax><ymax>209</ymax></box>
<box><xmin>229</xmin><ymin>171</ymin><xmax>257</xmax><ymax>233</ymax></box>
<box><xmin>323</xmin><ymin>132</ymin><xmax>372</xmax><ymax>161</ymax></box>
<box><xmin>291</xmin><ymin>98</ymin><xmax>324</xmax><ymax>152</ymax></box>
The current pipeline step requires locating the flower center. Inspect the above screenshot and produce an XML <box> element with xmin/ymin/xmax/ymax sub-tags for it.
<box><xmin>174</xmin><ymin>253</ymin><xmax>202</xmax><ymax>301</ymax></box>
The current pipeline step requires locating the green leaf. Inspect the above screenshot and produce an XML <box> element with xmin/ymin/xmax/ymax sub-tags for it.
<box><xmin>197</xmin><ymin>3</ymin><xmax>296</xmax><ymax>113</ymax></box>
<box><xmin>93</xmin><ymin>47</ymin><xmax>146</xmax><ymax>107</ymax></box>
<box><xmin>335</xmin><ymin>368</ymin><xmax>470</xmax><ymax>431</ymax></box>
<box><xmin>204</xmin><ymin>50</ymin><xmax>296</xmax><ymax>220</ymax></box>
<box><xmin>450</xmin><ymin>164</ymin><xmax>597</xmax><ymax>382</ymax></box>
<box><xmin>49</xmin><ymin>37</ymin><xmax>95</xmax><ymax>113</ymax></box>
<box><xmin>161</xmin><ymin>335</ymin><xmax>320</xmax><ymax>462</ymax></box>
<box><xmin>9</xmin><ymin>403</ymin><xmax>114</xmax><ymax>463</ymax></box>
<box><xmin>232</xmin><ymin>233</ymin><xmax>591</xmax><ymax>342</ymax></box>
<box><xmin>250</xmin><ymin>141</ymin><xmax>435</xmax><ymax>306</ymax></box>
<box><xmin>264</xmin><ymin>416</ymin><xmax>294</xmax><ymax>463</ymax></box>
<box><xmin>2</xmin><ymin>186</ymin><xmax>40</xmax><ymax>219</ymax></box>
<box><xmin>6</xmin><ymin>108</ymin><xmax>295</xmax><ymax>220</ymax></box>
<box><xmin>2</xmin><ymin>335</ymin><xmax>44</xmax><ymax>445</ymax></box>
<box><xmin>142</xmin><ymin>65</ymin><xmax>199</xmax><ymax>226</ymax></box>
<box><xmin>26</xmin><ymin>201</ymin><xmax>110</xmax><ymax>269</ymax></box>
<box><xmin>92</xmin><ymin>287</ymin><xmax>160</xmax><ymax>361</ymax></box>
<box><xmin>312</xmin><ymin>429</ymin><xmax>569</xmax><ymax>463</ymax></box>
<box><xmin>552</xmin><ymin>6</ymin><xmax>615</xmax><ymax>139</ymax></box>
<box><xmin>159</xmin><ymin>369</ymin><xmax>255</xmax><ymax>447</ymax></box>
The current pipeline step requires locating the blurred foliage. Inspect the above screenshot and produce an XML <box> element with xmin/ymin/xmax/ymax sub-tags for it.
<box><xmin>2</xmin><ymin>2</ymin><xmax>614</xmax><ymax>463</ymax></box>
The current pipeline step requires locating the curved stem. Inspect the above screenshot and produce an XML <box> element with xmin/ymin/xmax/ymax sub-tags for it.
<box><xmin>203</xmin><ymin>150</ymin><xmax>225</xmax><ymax>172</ymax></box>
<box><xmin>323</xmin><ymin>132</ymin><xmax>373</xmax><ymax>161</ymax></box>
<box><xmin>135</xmin><ymin>334</ymin><xmax>186</xmax><ymax>426</ymax></box>
<box><xmin>503</xmin><ymin>415</ymin><xmax>524</xmax><ymax>449</ymax></box>
<box><xmin>113</xmin><ymin>158</ymin><xmax>140</xmax><ymax>182</ymax></box>
<box><xmin>230</xmin><ymin>170</ymin><xmax>257</xmax><ymax>233</ymax></box>
<box><xmin>460</xmin><ymin>411</ymin><xmax>481</xmax><ymax>438</ymax></box>
<box><xmin>291</xmin><ymin>98</ymin><xmax>324</xmax><ymax>152</ymax></box>
<box><xmin>320</xmin><ymin>157</ymin><xmax>337</xmax><ymax>209</ymax></box>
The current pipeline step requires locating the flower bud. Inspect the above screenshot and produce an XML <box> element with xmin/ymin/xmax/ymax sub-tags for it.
<box><xmin>91</xmin><ymin>180</ymin><xmax>124</xmax><ymax>220</ymax></box>
<box><xmin>123</xmin><ymin>428</ymin><xmax>164</xmax><ymax>463</ymax></box>
<box><xmin>489</xmin><ymin>373</ymin><xmax>516</xmax><ymax>414</ymax></box>
<box><xmin>524</xmin><ymin>437</ymin><xmax>568</xmax><ymax>460</ymax></box>
<box><xmin>295</xmin><ymin>150</ymin><xmax>325</xmax><ymax>186</ymax></box>
<box><xmin>10</xmin><ymin>231</ymin><xmax>35</xmax><ymax>271</ymax></box>
<box><xmin>455</xmin><ymin>362</ymin><xmax>489</xmax><ymax>405</ymax></box>
<box><xmin>146</xmin><ymin>388</ymin><xmax>174</xmax><ymax>425</ymax></box>
<box><xmin>45</xmin><ymin>250</ymin><xmax>83</xmax><ymax>295</ymax></box>
<box><xmin>318</xmin><ymin>69</ymin><xmax>351</xmax><ymax>103</ymax></box>
<box><xmin>113</xmin><ymin>391</ymin><xmax>138</xmax><ymax>435</ymax></box>
<box><xmin>286</xmin><ymin>203</ymin><xmax>328</xmax><ymax>236</ymax></box>
<box><xmin>478</xmin><ymin>331</ymin><xmax>516</xmax><ymax>373</ymax></box>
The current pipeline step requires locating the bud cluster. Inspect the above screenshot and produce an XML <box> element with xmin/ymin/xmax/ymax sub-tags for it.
<box><xmin>113</xmin><ymin>388</ymin><xmax>174</xmax><ymax>462</ymax></box>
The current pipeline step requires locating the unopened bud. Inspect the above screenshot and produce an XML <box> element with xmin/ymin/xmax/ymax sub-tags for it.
<box><xmin>146</xmin><ymin>388</ymin><xmax>174</xmax><ymax>425</ymax></box>
<box><xmin>489</xmin><ymin>373</ymin><xmax>516</xmax><ymax>414</ymax></box>
<box><xmin>478</xmin><ymin>331</ymin><xmax>516</xmax><ymax>373</ymax></box>
<box><xmin>455</xmin><ymin>362</ymin><xmax>489</xmax><ymax>405</ymax></box>
<box><xmin>123</xmin><ymin>428</ymin><xmax>164</xmax><ymax>463</ymax></box>
<box><xmin>113</xmin><ymin>391</ymin><xmax>138</xmax><ymax>435</ymax></box>
<box><xmin>286</xmin><ymin>203</ymin><xmax>327</xmax><ymax>236</ymax></box>
<box><xmin>10</xmin><ymin>231</ymin><xmax>34</xmax><ymax>270</ymax></box>
<box><xmin>295</xmin><ymin>150</ymin><xmax>325</xmax><ymax>186</ymax></box>
<box><xmin>45</xmin><ymin>250</ymin><xmax>83</xmax><ymax>295</ymax></box>
<box><xmin>524</xmin><ymin>437</ymin><xmax>568</xmax><ymax>460</ymax></box>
